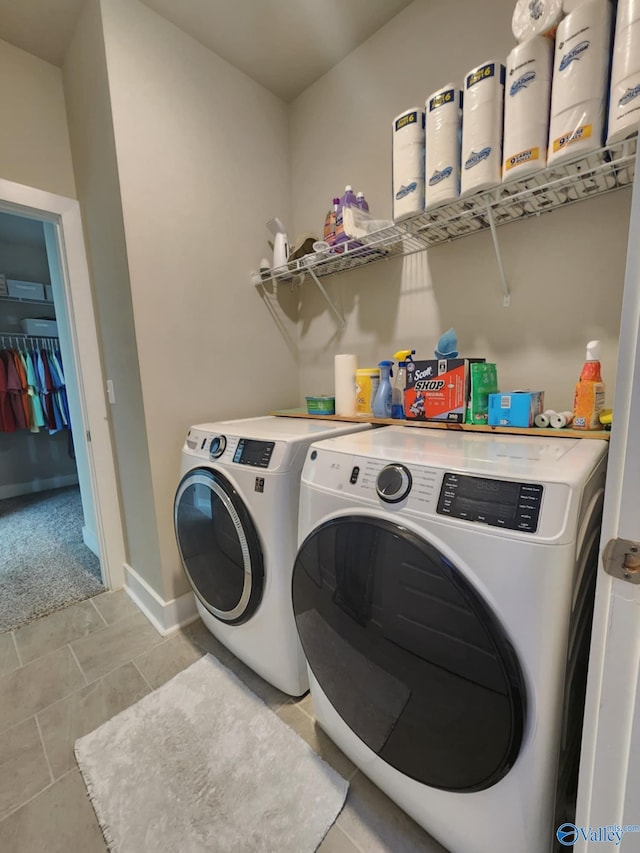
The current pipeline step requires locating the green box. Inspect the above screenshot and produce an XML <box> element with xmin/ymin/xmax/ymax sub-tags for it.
<box><xmin>465</xmin><ymin>363</ymin><xmax>498</xmax><ymax>425</ymax></box>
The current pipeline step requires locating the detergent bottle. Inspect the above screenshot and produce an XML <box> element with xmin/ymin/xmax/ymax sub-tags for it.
<box><xmin>391</xmin><ymin>349</ymin><xmax>415</xmax><ymax>418</ymax></box>
<box><xmin>372</xmin><ymin>360</ymin><xmax>394</xmax><ymax>419</ymax></box>
<box><xmin>573</xmin><ymin>340</ymin><xmax>606</xmax><ymax>430</ymax></box>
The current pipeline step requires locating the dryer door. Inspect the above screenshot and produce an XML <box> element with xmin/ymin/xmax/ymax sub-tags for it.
<box><xmin>174</xmin><ymin>468</ymin><xmax>264</xmax><ymax>624</ymax></box>
<box><xmin>292</xmin><ymin>515</ymin><xmax>527</xmax><ymax>792</ymax></box>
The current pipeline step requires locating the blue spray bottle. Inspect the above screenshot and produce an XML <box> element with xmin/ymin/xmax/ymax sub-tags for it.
<box><xmin>372</xmin><ymin>360</ymin><xmax>394</xmax><ymax>419</ymax></box>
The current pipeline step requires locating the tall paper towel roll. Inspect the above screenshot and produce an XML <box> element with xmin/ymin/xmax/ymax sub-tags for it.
<box><xmin>425</xmin><ymin>85</ymin><xmax>462</xmax><ymax>209</ymax></box>
<box><xmin>503</xmin><ymin>37</ymin><xmax>554</xmax><ymax>180</ymax></box>
<box><xmin>607</xmin><ymin>1</ymin><xmax>640</xmax><ymax>143</ymax></box>
<box><xmin>461</xmin><ymin>62</ymin><xmax>505</xmax><ymax>196</ymax></box>
<box><xmin>393</xmin><ymin>108</ymin><xmax>425</xmax><ymax>220</ymax></box>
<box><xmin>334</xmin><ymin>354</ymin><xmax>358</xmax><ymax>416</ymax></box>
<box><xmin>548</xmin><ymin>0</ymin><xmax>613</xmax><ymax>165</ymax></box>
<box><xmin>513</xmin><ymin>0</ymin><xmax>564</xmax><ymax>42</ymax></box>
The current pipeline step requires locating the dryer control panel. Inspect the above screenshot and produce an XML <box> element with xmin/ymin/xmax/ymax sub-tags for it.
<box><xmin>437</xmin><ymin>472</ymin><xmax>543</xmax><ymax>533</ymax></box>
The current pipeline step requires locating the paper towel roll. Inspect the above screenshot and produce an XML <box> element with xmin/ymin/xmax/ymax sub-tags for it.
<box><xmin>548</xmin><ymin>0</ymin><xmax>613</xmax><ymax>165</ymax></box>
<box><xmin>550</xmin><ymin>410</ymin><xmax>574</xmax><ymax>428</ymax></box>
<box><xmin>563</xmin><ymin>0</ymin><xmax>588</xmax><ymax>10</ymax></box>
<box><xmin>615</xmin><ymin>0</ymin><xmax>640</xmax><ymax>29</ymax></box>
<box><xmin>461</xmin><ymin>62</ymin><xmax>505</xmax><ymax>196</ymax></box>
<box><xmin>513</xmin><ymin>0</ymin><xmax>564</xmax><ymax>42</ymax></box>
<box><xmin>393</xmin><ymin>108</ymin><xmax>425</xmax><ymax>220</ymax></box>
<box><xmin>534</xmin><ymin>410</ymin><xmax>556</xmax><ymax>427</ymax></box>
<box><xmin>334</xmin><ymin>354</ymin><xmax>358</xmax><ymax>416</ymax></box>
<box><xmin>607</xmin><ymin>4</ymin><xmax>640</xmax><ymax>143</ymax></box>
<box><xmin>503</xmin><ymin>37</ymin><xmax>554</xmax><ymax>180</ymax></box>
<box><xmin>425</xmin><ymin>85</ymin><xmax>462</xmax><ymax>209</ymax></box>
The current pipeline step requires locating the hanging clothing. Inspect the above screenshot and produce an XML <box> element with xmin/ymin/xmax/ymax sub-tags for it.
<box><xmin>1</xmin><ymin>349</ymin><xmax>26</xmax><ymax>430</ymax></box>
<box><xmin>0</xmin><ymin>344</ymin><xmax>68</xmax><ymax>437</ymax></box>
<box><xmin>0</xmin><ymin>354</ymin><xmax>15</xmax><ymax>432</ymax></box>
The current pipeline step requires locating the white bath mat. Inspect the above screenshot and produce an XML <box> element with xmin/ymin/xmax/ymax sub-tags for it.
<box><xmin>75</xmin><ymin>654</ymin><xmax>348</xmax><ymax>852</ymax></box>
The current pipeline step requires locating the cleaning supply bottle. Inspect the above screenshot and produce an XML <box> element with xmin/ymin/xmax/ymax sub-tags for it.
<box><xmin>356</xmin><ymin>191</ymin><xmax>370</xmax><ymax>212</ymax></box>
<box><xmin>391</xmin><ymin>349</ymin><xmax>415</xmax><ymax>419</ymax></box>
<box><xmin>573</xmin><ymin>340</ymin><xmax>606</xmax><ymax>430</ymax></box>
<box><xmin>333</xmin><ymin>185</ymin><xmax>357</xmax><ymax>251</ymax></box>
<box><xmin>372</xmin><ymin>360</ymin><xmax>394</xmax><ymax>419</ymax></box>
<box><xmin>324</xmin><ymin>198</ymin><xmax>340</xmax><ymax>245</ymax></box>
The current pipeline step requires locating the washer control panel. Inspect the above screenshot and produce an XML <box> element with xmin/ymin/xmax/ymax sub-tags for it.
<box><xmin>232</xmin><ymin>438</ymin><xmax>275</xmax><ymax>468</ymax></box>
<box><xmin>437</xmin><ymin>472</ymin><xmax>543</xmax><ymax>533</ymax></box>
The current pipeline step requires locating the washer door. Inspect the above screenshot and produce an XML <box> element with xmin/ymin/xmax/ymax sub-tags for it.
<box><xmin>292</xmin><ymin>516</ymin><xmax>527</xmax><ymax>792</ymax></box>
<box><xmin>174</xmin><ymin>468</ymin><xmax>264</xmax><ymax>624</ymax></box>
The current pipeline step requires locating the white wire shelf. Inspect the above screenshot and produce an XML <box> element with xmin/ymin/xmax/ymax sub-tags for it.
<box><xmin>253</xmin><ymin>136</ymin><xmax>636</xmax><ymax>288</ymax></box>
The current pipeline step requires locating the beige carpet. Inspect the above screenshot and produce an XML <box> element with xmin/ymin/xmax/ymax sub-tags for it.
<box><xmin>75</xmin><ymin>654</ymin><xmax>348</xmax><ymax>852</ymax></box>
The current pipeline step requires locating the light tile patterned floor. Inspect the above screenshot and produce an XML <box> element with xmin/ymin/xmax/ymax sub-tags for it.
<box><xmin>0</xmin><ymin>590</ymin><xmax>448</xmax><ymax>852</ymax></box>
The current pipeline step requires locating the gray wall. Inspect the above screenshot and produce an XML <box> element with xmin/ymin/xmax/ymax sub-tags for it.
<box><xmin>290</xmin><ymin>0</ymin><xmax>629</xmax><ymax>412</ymax></box>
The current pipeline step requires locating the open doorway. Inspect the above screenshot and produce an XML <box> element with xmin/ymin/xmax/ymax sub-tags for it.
<box><xmin>0</xmin><ymin>210</ymin><xmax>105</xmax><ymax>631</ymax></box>
<box><xmin>0</xmin><ymin>177</ymin><xmax>126</xmax><ymax>632</ymax></box>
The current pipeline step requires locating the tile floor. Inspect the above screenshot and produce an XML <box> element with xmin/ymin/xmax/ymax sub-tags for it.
<box><xmin>0</xmin><ymin>590</ymin><xmax>448</xmax><ymax>853</ymax></box>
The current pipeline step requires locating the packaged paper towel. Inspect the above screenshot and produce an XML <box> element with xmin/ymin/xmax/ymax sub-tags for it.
<box><xmin>503</xmin><ymin>37</ymin><xmax>554</xmax><ymax>180</ymax></box>
<box><xmin>392</xmin><ymin>108</ymin><xmax>425</xmax><ymax>220</ymax></box>
<box><xmin>425</xmin><ymin>85</ymin><xmax>462</xmax><ymax>209</ymax></box>
<box><xmin>607</xmin><ymin>0</ymin><xmax>640</xmax><ymax>144</ymax></box>
<box><xmin>548</xmin><ymin>0</ymin><xmax>613</xmax><ymax>165</ymax></box>
<box><xmin>512</xmin><ymin>0</ymin><xmax>564</xmax><ymax>42</ymax></box>
<box><xmin>461</xmin><ymin>62</ymin><xmax>505</xmax><ymax>196</ymax></box>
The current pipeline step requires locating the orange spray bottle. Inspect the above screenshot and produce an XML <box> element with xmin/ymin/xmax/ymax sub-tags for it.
<box><xmin>572</xmin><ymin>340</ymin><xmax>606</xmax><ymax>430</ymax></box>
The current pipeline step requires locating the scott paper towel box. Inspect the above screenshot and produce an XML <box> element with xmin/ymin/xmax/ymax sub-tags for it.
<box><xmin>461</xmin><ymin>62</ymin><xmax>505</xmax><ymax>196</ymax></box>
<box><xmin>607</xmin><ymin>0</ymin><xmax>640</xmax><ymax>144</ymax></box>
<box><xmin>425</xmin><ymin>85</ymin><xmax>462</xmax><ymax>209</ymax></box>
<box><xmin>548</xmin><ymin>0</ymin><xmax>613</xmax><ymax>165</ymax></box>
<box><xmin>503</xmin><ymin>37</ymin><xmax>554</xmax><ymax>181</ymax></box>
<box><xmin>392</xmin><ymin>108</ymin><xmax>425</xmax><ymax>220</ymax></box>
<box><xmin>404</xmin><ymin>358</ymin><xmax>485</xmax><ymax>423</ymax></box>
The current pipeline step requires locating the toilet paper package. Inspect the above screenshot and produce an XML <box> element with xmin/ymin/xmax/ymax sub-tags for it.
<box><xmin>548</xmin><ymin>0</ymin><xmax>613</xmax><ymax>165</ymax></box>
<box><xmin>607</xmin><ymin>1</ymin><xmax>640</xmax><ymax>143</ymax></box>
<box><xmin>461</xmin><ymin>62</ymin><xmax>505</xmax><ymax>196</ymax></box>
<box><xmin>503</xmin><ymin>36</ymin><xmax>554</xmax><ymax>180</ymax></box>
<box><xmin>425</xmin><ymin>85</ymin><xmax>462</xmax><ymax>209</ymax></box>
<box><xmin>512</xmin><ymin>0</ymin><xmax>564</xmax><ymax>42</ymax></box>
<box><xmin>392</xmin><ymin>108</ymin><xmax>425</xmax><ymax>220</ymax></box>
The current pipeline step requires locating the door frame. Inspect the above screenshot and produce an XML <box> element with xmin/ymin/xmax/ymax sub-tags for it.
<box><xmin>575</xmin><ymin>143</ymin><xmax>640</xmax><ymax>847</ymax></box>
<box><xmin>0</xmin><ymin>177</ymin><xmax>125</xmax><ymax>589</ymax></box>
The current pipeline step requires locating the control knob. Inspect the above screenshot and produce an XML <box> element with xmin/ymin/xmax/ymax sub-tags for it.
<box><xmin>376</xmin><ymin>464</ymin><xmax>412</xmax><ymax>503</ymax></box>
<box><xmin>209</xmin><ymin>435</ymin><xmax>227</xmax><ymax>458</ymax></box>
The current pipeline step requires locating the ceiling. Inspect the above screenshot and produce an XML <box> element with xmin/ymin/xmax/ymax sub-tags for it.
<box><xmin>0</xmin><ymin>0</ymin><xmax>413</xmax><ymax>101</ymax></box>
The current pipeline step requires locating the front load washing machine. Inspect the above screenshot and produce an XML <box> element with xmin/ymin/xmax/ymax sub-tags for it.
<box><xmin>173</xmin><ymin>415</ymin><xmax>372</xmax><ymax>696</ymax></box>
<box><xmin>291</xmin><ymin>426</ymin><xmax>608</xmax><ymax>852</ymax></box>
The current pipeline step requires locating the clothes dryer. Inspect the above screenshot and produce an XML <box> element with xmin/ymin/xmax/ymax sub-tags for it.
<box><xmin>174</xmin><ymin>415</ymin><xmax>372</xmax><ymax>696</ymax></box>
<box><xmin>291</xmin><ymin>426</ymin><xmax>608</xmax><ymax>852</ymax></box>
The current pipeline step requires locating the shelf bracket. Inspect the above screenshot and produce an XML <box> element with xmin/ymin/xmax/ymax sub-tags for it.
<box><xmin>305</xmin><ymin>264</ymin><xmax>346</xmax><ymax>328</ymax></box>
<box><xmin>485</xmin><ymin>204</ymin><xmax>511</xmax><ymax>308</ymax></box>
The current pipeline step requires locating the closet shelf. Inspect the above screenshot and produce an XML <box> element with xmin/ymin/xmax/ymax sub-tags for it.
<box><xmin>252</xmin><ymin>136</ymin><xmax>637</xmax><ymax>287</ymax></box>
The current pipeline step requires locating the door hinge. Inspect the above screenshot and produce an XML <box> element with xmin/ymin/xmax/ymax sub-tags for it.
<box><xmin>86</xmin><ymin>430</ymin><xmax>91</xmax><ymax>443</ymax></box>
<box><xmin>603</xmin><ymin>538</ymin><xmax>640</xmax><ymax>584</ymax></box>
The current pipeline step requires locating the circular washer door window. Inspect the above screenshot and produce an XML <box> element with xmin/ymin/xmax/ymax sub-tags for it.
<box><xmin>292</xmin><ymin>515</ymin><xmax>527</xmax><ymax>792</ymax></box>
<box><xmin>174</xmin><ymin>468</ymin><xmax>264</xmax><ymax>624</ymax></box>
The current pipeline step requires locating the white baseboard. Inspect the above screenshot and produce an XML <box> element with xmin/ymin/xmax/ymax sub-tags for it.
<box><xmin>82</xmin><ymin>525</ymin><xmax>100</xmax><ymax>558</ymax></box>
<box><xmin>0</xmin><ymin>474</ymin><xmax>79</xmax><ymax>501</ymax></box>
<box><xmin>123</xmin><ymin>563</ymin><xmax>198</xmax><ymax>636</ymax></box>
